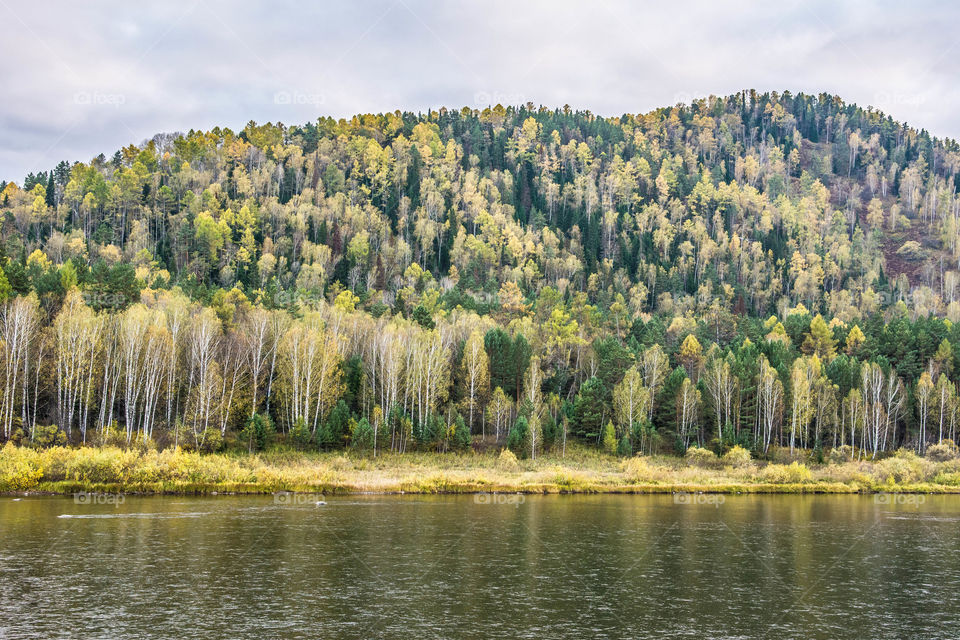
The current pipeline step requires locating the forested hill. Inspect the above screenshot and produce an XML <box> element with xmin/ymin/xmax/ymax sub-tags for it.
<box><xmin>6</xmin><ymin>90</ymin><xmax>959</xmax><ymax>319</ymax></box>
<box><xmin>1</xmin><ymin>90</ymin><xmax>960</xmax><ymax>457</ymax></box>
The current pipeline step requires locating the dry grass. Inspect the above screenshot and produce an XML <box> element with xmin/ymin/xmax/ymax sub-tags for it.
<box><xmin>4</xmin><ymin>442</ymin><xmax>960</xmax><ymax>495</ymax></box>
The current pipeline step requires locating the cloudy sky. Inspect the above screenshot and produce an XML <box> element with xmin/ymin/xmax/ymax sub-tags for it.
<box><xmin>1</xmin><ymin>0</ymin><xmax>957</xmax><ymax>180</ymax></box>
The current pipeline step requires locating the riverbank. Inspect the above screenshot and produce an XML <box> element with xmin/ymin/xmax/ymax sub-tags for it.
<box><xmin>3</xmin><ymin>442</ymin><xmax>960</xmax><ymax>495</ymax></box>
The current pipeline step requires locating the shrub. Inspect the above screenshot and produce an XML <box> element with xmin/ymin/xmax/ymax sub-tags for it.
<box><xmin>810</xmin><ymin>440</ymin><xmax>825</xmax><ymax>464</ymax></box>
<box><xmin>36</xmin><ymin>446</ymin><xmax>73</xmax><ymax>481</ymax></box>
<box><xmin>926</xmin><ymin>439</ymin><xmax>960</xmax><ymax>462</ymax></box>
<box><xmin>199</xmin><ymin>428</ymin><xmax>224</xmax><ymax>453</ymax></box>
<box><xmin>932</xmin><ymin>471</ymin><xmax>960</xmax><ymax>486</ymax></box>
<box><xmin>451</xmin><ymin>415</ymin><xmax>471</xmax><ymax>451</ymax></box>
<box><xmin>617</xmin><ymin>434</ymin><xmax>633</xmax><ymax>457</ymax></box>
<box><xmin>30</xmin><ymin>425</ymin><xmax>66</xmax><ymax>449</ymax></box>
<box><xmin>602</xmin><ymin>421</ymin><xmax>617</xmax><ymax>455</ymax></box>
<box><xmin>351</xmin><ymin>418</ymin><xmax>374</xmax><ymax>451</ymax></box>
<box><xmin>541</xmin><ymin>415</ymin><xmax>560</xmax><ymax>450</ymax></box>
<box><xmin>0</xmin><ymin>442</ymin><xmax>43</xmax><ymax>491</ymax></box>
<box><xmin>497</xmin><ymin>448</ymin><xmax>519</xmax><ymax>469</ymax></box>
<box><xmin>722</xmin><ymin>445</ymin><xmax>752</xmax><ymax>468</ymax></box>
<box><xmin>63</xmin><ymin>446</ymin><xmax>140</xmax><ymax>484</ymax></box>
<box><xmin>685</xmin><ymin>446</ymin><xmax>719</xmax><ymax>468</ymax></box>
<box><xmin>873</xmin><ymin>450</ymin><xmax>931</xmax><ymax>485</ymax></box>
<box><xmin>99</xmin><ymin>423</ymin><xmax>127</xmax><ymax>448</ymax></box>
<box><xmin>759</xmin><ymin>461</ymin><xmax>813</xmax><ymax>484</ymax></box>
<box><xmin>130</xmin><ymin>434</ymin><xmax>157</xmax><ymax>454</ymax></box>
<box><xmin>319</xmin><ymin>400</ymin><xmax>350</xmax><ymax>448</ymax></box>
<box><xmin>620</xmin><ymin>456</ymin><xmax>668</xmax><ymax>483</ymax></box>
<box><xmin>290</xmin><ymin>418</ymin><xmax>312</xmax><ymax>450</ymax></box>
<box><xmin>507</xmin><ymin>417</ymin><xmax>529</xmax><ymax>457</ymax></box>
<box><xmin>239</xmin><ymin>413</ymin><xmax>273</xmax><ymax>452</ymax></box>
<box><xmin>828</xmin><ymin>444</ymin><xmax>854</xmax><ymax>464</ymax></box>
<box><xmin>768</xmin><ymin>446</ymin><xmax>803</xmax><ymax>464</ymax></box>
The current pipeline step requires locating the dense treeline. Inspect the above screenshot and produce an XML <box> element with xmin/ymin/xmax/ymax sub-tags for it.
<box><xmin>3</xmin><ymin>90</ymin><xmax>960</xmax><ymax>458</ymax></box>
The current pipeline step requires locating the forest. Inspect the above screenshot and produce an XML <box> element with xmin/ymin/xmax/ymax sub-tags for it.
<box><xmin>2</xmin><ymin>89</ymin><xmax>960</xmax><ymax>462</ymax></box>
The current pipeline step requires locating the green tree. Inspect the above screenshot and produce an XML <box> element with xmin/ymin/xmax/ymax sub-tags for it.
<box><xmin>507</xmin><ymin>416</ymin><xmax>530</xmax><ymax>457</ymax></box>
<box><xmin>572</xmin><ymin>377</ymin><xmax>607</xmax><ymax>440</ymax></box>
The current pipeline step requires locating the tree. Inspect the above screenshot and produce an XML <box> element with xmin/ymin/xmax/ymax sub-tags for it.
<box><xmin>677</xmin><ymin>334</ymin><xmax>704</xmax><ymax>382</ymax></box>
<box><xmin>278</xmin><ymin>313</ymin><xmax>343</xmax><ymax>436</ymax></box>
<box><xmin>320</xmin><ymin>399</ymin><xmax>351</xmax><ymax>449</ymax></box>
<box><xmin>0</xmin><ymin>269</ymin><xmax>11</xmax><ymax>304</ymax></box>
<box><xmin>756</xmin><ymin>355</ymin><xmax>783</xmax><ymax>453</ymax></box>
<box><xmin>351</xmin><ymin>417</ymin><xmax>375</xmax><ymax>450</ymax></box>
<box><xmin>789</xmin><ymin>356</ymin><xmax>820</xmax><ymax>453</ymax></box>
<box><xmin>844</xmin><ymin>325</ymin><xmax>866</xmax><ymax>356</ymax></box>
<box><xmin>522</xmin><ymin>356</ymin><xmax>544</xmax><ymax>459</ymax></box>
<box><xmin>482</xmin><ymin>328</ymin><xmax>531</xmax><ymax>401</ymax></box>
<box><xmin>507</xmin><ymin>415</ymin><xmax>529</xmax><ymax>457</ymax></box>
<box><xmin>592</xmin><ymin>336</ymin><xmax>634</xmax><ymax>390</ymax></box>
<box><xmin>841</xmin><ymin>388</ymin><xmax>864</xmax><ymax>454</ymax></box>
<box><xmin>161</xmin><ymin>290</ymin><xmax>190</xmax><ymax>430</ymax></box>
<box><xmin>932</xmin><ymin>339</ymin><xmax>954</xmax><ymax>380</ymax></box>
<box><xmin>572</xmin><ymin>376</ymin><xmax>606</xmax><ymax>441</ymax></box>
<box><xmin>242</xmin><ymin>307</ymin><xmax>278</xmax><ymax>417</ymax></box>
<box><xmin>484</xmin><ymin>328</ymin><xmax>516</xmax><ymax>397</ymax></box>
<box><xmin>703</xmin><ymin>355</ymin><xmax>737</xmax><ymax>440</ymax></box>
<box><xmin>860</xmin><ymin>362</ymin><xmax>885</xmax><ymax>459</ymax></box>
<box><xmin>677</xmin><ymin>376</ymin><xmax>700</xmax><ymax>448</ymax></box>
<box><xmin>602</xmin><ymin>420</ymin><xmax>617</xmax><ymax>454</ymax></box>
<box><xmin>488</xmin><ymin>386</ymin><xmax>513</xmax><ymax>443</ymax></box>
<box><xmin>240</xmin><ymin>413</ymin><xmax>273</xmax><ymax>452</ymax></box>
<box><xmin>53</xmin><ymin>290</ymin><xmax>101</xmax><ymax>441</ymax></box>
<box><xmin>118</xmin><ymin>304</ymin><xmax>171</xmax><ymax>442</ymax></box>
<box><xmin>639</xmin><ymin>344</ymin><xmax>669</xmax><ymax>420</ymax></box>
<box><xmin>916</xmin><ymin>371</ymin><xmax>934</xmax><ymax>454</ymax></box>
<box><xmin>802</xmin><ymin>314</ymin><xmax>837</xmax><ymax>361</ymax></box>
<box><xmin>0</xmin><ymin>295</ymin><xmax>40</xmax><ymax>439</ymax></box>
<box><xmin>186</xmin><ymin>307</ymin><xmax>222</xmax><ymax>448</ymax></box>
<box><xmin>1</xmin><ymin>93</ymin><xmax>960</xmax><ymax>461</ymax></box>
<box><xmin>459</xmin><ymin>330</ymin><xmax>490</xmax><ymax>435</ymax></box>
<box><xmin>613</xmin><ymin>365</ymin><xmax>649</xmax><ymax>438</ymax></box>
<box><xmin>932</xmin><ymin>373</ymin><xmax>956</xmax><ymax>446</ymax></box>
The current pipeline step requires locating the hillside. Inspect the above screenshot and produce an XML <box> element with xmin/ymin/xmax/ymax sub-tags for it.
<box><xmin>1</xmin><ymin>90</ymin><xmax>960</xmax><ymax>458</ymax></box>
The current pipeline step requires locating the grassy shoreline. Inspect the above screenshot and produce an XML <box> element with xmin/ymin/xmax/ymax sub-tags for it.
<box><xmin>4</xmin><ymin>442</ymin><xmax>960</xmax><ymax>496</ymax></box>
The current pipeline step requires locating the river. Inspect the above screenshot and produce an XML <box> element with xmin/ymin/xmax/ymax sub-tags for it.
<box><xmin>1</xmin><ymin>493</ymin><xmax>957</xmax><ymax>638</ymax></box>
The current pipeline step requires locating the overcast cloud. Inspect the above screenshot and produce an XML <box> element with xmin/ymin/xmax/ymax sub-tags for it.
<box><xmin>1</xmin><ymin>0</ymin><xmax>957</xmax><ymax>180</ymax></box>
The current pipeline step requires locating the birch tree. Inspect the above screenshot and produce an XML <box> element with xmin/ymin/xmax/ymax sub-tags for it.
<box><xmin>187</xmin><ymin>307</ymin><xmax>222</xmax><ymax>447</ymax></box>
<box><xmin>916</xmin><ymin>371</ymin><xmax>933</xmax><ymax>453</ymax></box>
<box><xmin>677</xmin><ymin>376</ymin><xmax>700</xmax><ymax>447</ymax></box>
<box><xmin>53</xmin><ymin>290</ymin><xmax>100</xmax><ymax>440</ymax></box>
<box><xmin>756</xmin><ymin>355</ymin><xmax>783</xmax><ymax>453</ymax></box>
<box><xmin>459</xmin><ymin>330</ymin><xmax>490</xmax><ymax>435</ymax></box>
<box><xmin>640</xmin><ymin>344</ymin><xmax>669</xmax><ymax>420</ymax></box>
<box><xmin>0</xmin><ymin>295</ymin><xmax>40</xmax><ymax>439</ymax></box>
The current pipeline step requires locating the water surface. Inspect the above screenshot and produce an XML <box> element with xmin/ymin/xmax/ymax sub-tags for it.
<box><xmin>1</xmin><ymin>493</ymin><xmax>957</xmax><ymax>638</ymax></box>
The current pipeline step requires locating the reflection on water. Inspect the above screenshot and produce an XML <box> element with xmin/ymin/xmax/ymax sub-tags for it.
<box><xmin>1</xmin><ymin>494</ymin><xmax>958</xmax><ymax>639</ymax></box>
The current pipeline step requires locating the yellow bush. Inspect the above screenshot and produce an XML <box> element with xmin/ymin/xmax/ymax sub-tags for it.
<box><xmin>63</xmin><ymin>446</ymin><xmax>141</xmax><ymax>484</ymax></box>
<box><xmin>621</xmin><ymin>456</ymin><xmax>655</xmax><ymax>482</ymax></box>
<box><xmin>768</xmin><ymin>446</ymin><xmax>804</xmax><ymax>464</ymax></box>
<box><xmin>926</xmin><ymin>440</ymin><xmax>959</xmax><ymax>462</ymax></box>
<box><xmin>685</xmin><ymin>446</ymin><xmax>719</xmax><ymax>468</ymax></box>
<box><xmin>819</xmin><ymin>460</ymin><xmax>872</xmax><ymax>486</ymax></box>
<box><xmin>872</xmin><ymin>450</ymin><xmax>931</xmax><ymax>485</ymax></box>
<box><xmin>932</xmin><ymin>471</ymin><xmax>960</xmax><ymax>486</ymax></box>
<box><xmin>0</xmin><ymin>442</ymin><xmax>43</xmax><ymax>490</ymax></box>
<box><xmin>36</xmin><ymin>446</ymin><xmax>75</xmax><ymax>481</ymax></box>
<box><xmin>828</xmin><ymin>445</ymin><xmax>854</xmax><ymax>464</ymax></box>
<box><xmin>497</xmin><ymin>448</ymin><xmax>519</xmax><ymax>469</ymax></box>
<box><xmin>722</xmin><ymin>446</ymin><xmax>753</xmax><ymax>468</ymax></box>
<box><xmin>759</xmin><ymin>461</ymin><xmax>813</xmax><ymax>484</ymax></box>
